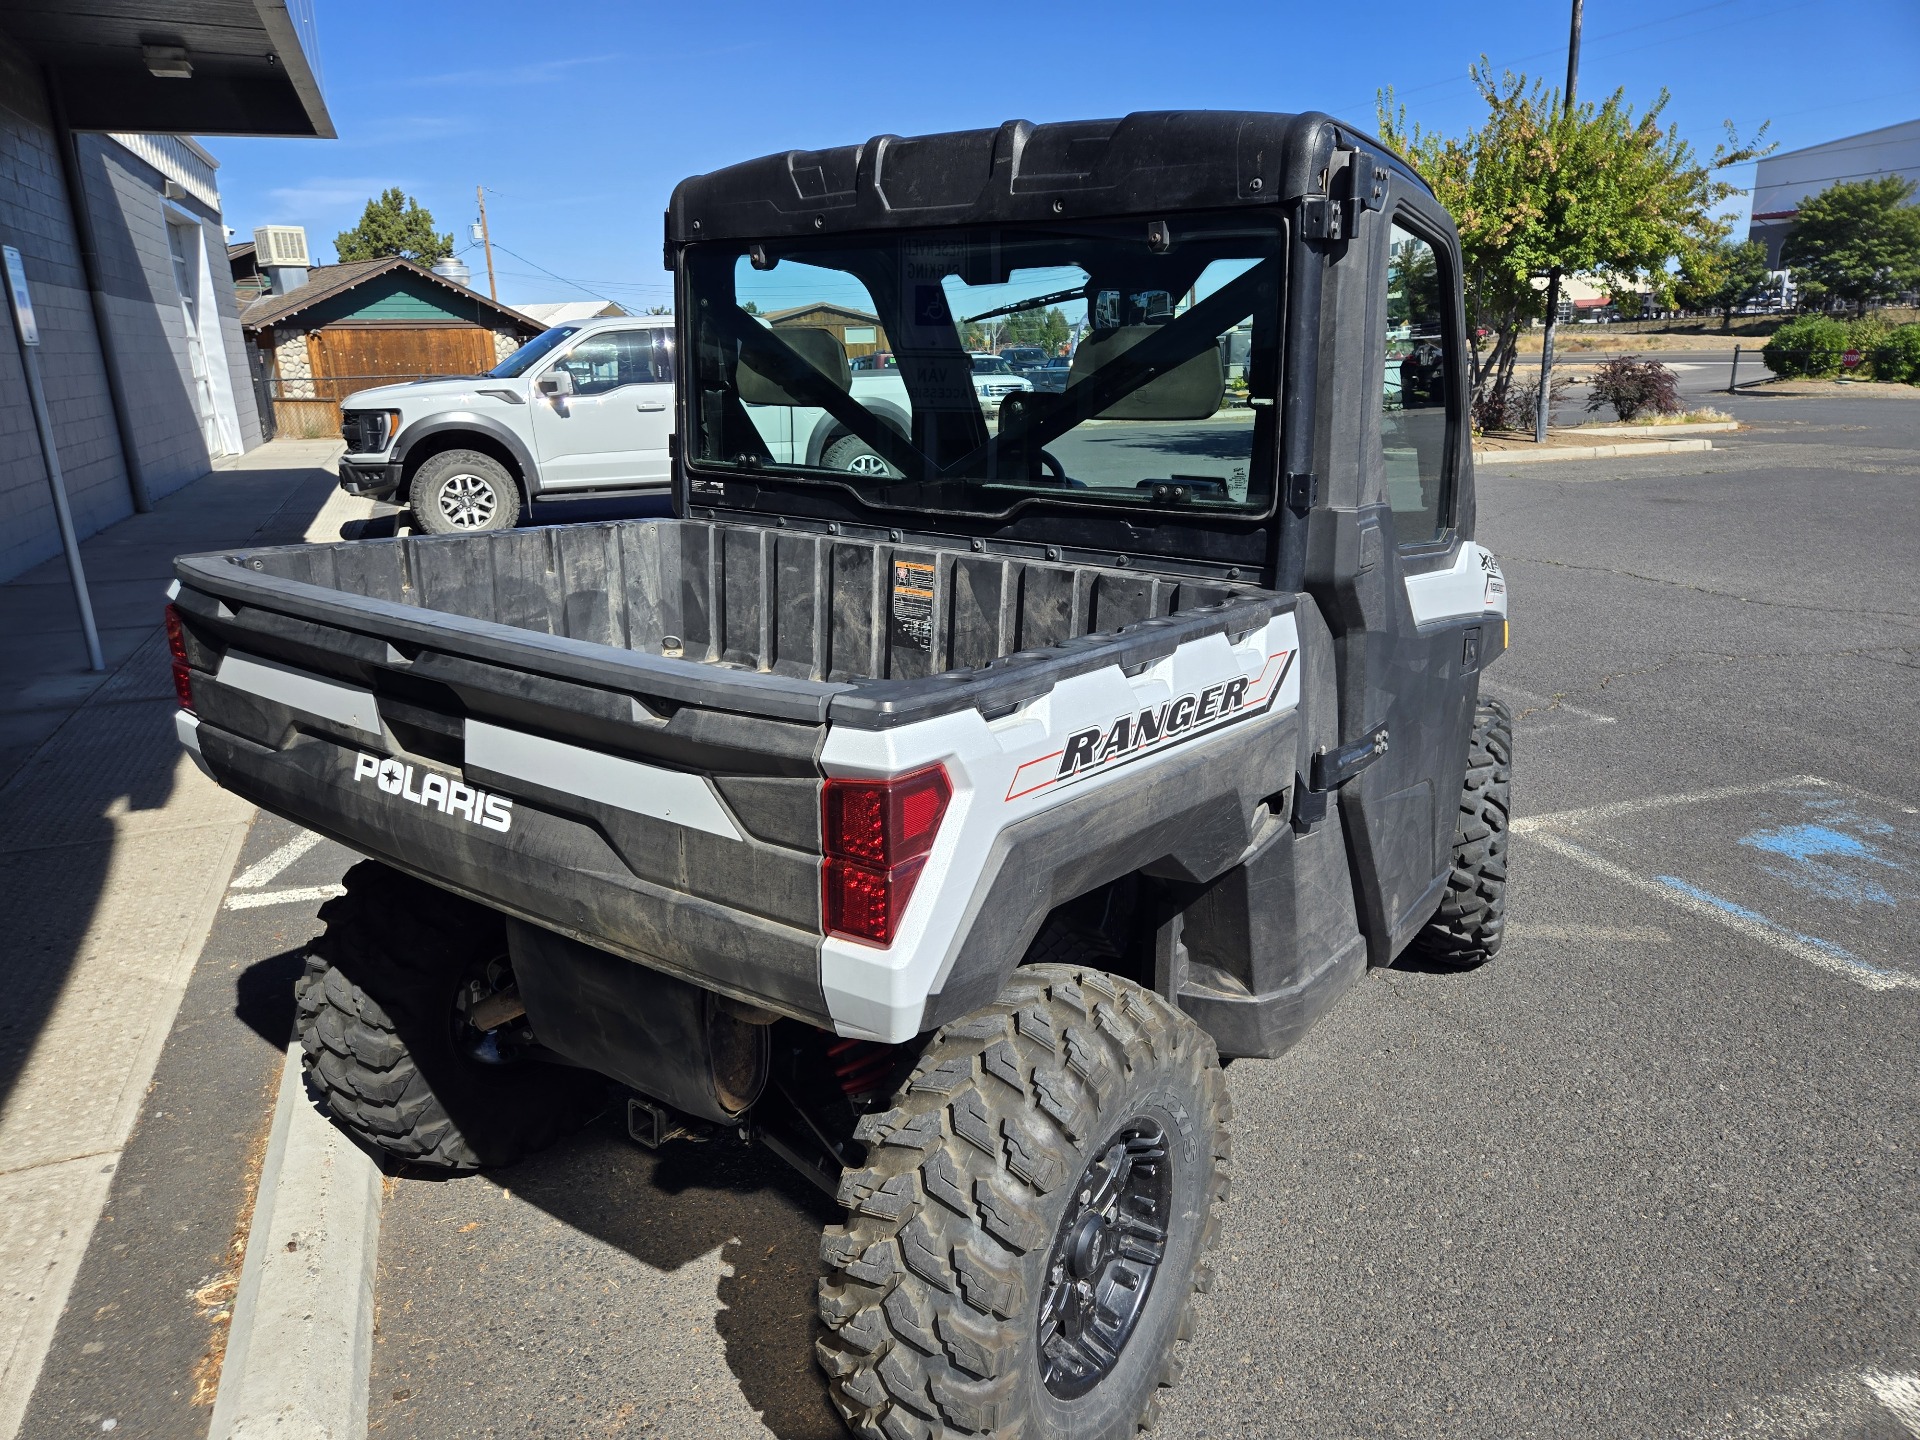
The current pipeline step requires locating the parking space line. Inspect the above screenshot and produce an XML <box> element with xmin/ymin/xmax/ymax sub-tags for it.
<box><xmin>223</xmin><ymin>884</ymin><xmax>346</xmax><ymax>912</ymax></box>
<box><xmin>1512</xmin><ymin>776</ymin><xmax>1828</xmax><ymax>835</ymax></box>
<box><xmin>1526</xmin><ymin>830</ymin><xmax>1920</xmax><ymax>994</ymax></box>
<box><xmin>1862</xmin><ymin>1373</ymin><xmax>1920</xmax><ymax>1437</ymax></box>
<box><xmin>228</xmin><ymin>830</ymin><xmax>324</xmax><ymax>890</ymax></box>
<box><xmin>1693</xmin><ymin>1367</ymin><xmax>1920</xmax><ymax>1439</ymax></box>
<box><xmin>1493</xmin><ymin>683</ymin><xmax>1618</xmax><ymax>730</ymax></box>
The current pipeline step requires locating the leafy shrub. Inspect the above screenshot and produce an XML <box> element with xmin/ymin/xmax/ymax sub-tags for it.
<box><xmin>1471</xmin><ymin>371</ymin><xmax>1572</xmax><ymax>432</ymax></box>
<box><xmin>1845</xmin><ymin>314</ymin><xmax>1893</xmax><ymax>360</ymax></box>
<box><xmin>1586</xmin><ymin>357</ymin><xmax>1682</xmax><ymax>421</ymax></box>
<box><xmin>1763</xmin><ymin>315</ymin><xmax>1848</xmax><ymax>378</ymax></box>
<box><xmin>1868</xmin><ymin>323</ymin><xmax>1920</xmax><ymax>385</ymax></box>
<box><xmin>1470</xmin><ymin>383</ymin><xmax>1511</xmax><ymax>433</ymax></box>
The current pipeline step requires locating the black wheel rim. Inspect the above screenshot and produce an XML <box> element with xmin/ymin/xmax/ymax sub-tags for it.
<box><xmin>1038</xmin><ymin>1117</ymin><xmax>1173</xmax><ymax>1399</ymax></box>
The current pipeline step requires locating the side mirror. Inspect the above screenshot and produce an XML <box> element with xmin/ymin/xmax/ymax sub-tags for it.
<box><xmin>536</xmin><ymin>369</ymin><xmax>574</xmax><ymax>399</ymax></box>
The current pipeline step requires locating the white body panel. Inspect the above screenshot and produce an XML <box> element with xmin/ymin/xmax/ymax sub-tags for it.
<box><xmin>1403</xmin><ymin>541</ymin><xmax>1507</xmax><ymax>627</ymax></box>
<box><xmin>529</xmin><ymin>377</ymin><xmax>673</xmax><ymax>488</ymax></box>
<box><xmin>817</xmin><ymin>612</ymin><xmax>1303</xmax><ymax>1042</ymax></box>
<box><xmin>464</xmin><ymin>720</ymin><xmax>741</xmax><ymax>840</ymax></box>
<box><xmin>217</xmin><ymin>651</ymin><xmax>382</xmax><ymax>740</ymax></box>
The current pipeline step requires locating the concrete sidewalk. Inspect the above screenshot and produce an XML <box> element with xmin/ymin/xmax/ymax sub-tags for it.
<box><xmin>0</xmin><ymin>439</ymin><xmax>368</xmax><ymax>1440</ymax></box>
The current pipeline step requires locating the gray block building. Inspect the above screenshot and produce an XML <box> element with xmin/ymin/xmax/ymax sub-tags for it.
<box><xmin>0</xmin><ymin>1</ymin><xmax>332</xmax><ymax>583</ymax></box>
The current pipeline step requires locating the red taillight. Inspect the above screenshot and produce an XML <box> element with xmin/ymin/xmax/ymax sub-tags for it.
<box><xmin>822</xmin><ymin>765</ymin><xmax>951</xmax><ymax>945</ymax></box>
<box><xmin>164</xmin><ymin>603</ymin><xmax>195</xmax><ymax>714</ymax></box>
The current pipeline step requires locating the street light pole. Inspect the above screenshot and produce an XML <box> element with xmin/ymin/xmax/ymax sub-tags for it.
<box><xmin>1535</xmin><ymin>0</ymin><xmax>1584</xmax><ymax>445</ymax></box>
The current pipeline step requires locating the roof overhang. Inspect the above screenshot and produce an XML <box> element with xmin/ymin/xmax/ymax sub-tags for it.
<box><xmin>0</xmin><ymin>0</ymin><xmax>333</xmax><ymax>138</ymax></box>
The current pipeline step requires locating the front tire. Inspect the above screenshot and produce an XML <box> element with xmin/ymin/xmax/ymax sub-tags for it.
<box><xmin>816</xmin><ymin>965</ymin><xmax>1229</xmax><ymax>1439</ymax></box>
<box><xmin>408</xmin><ymin>449</ymin><xmax>522</xmax><ymax>534</ymax></box>
<box><xmin>296</xmin><ymin>861</ymin><xmax>602</xmax><ymax>1170</ymax></box>
<box><xmin>822</xmin><ymin>432</ymin><xmax>901</xmax><ymax>479</ymax></box>
<box><xmin>1408</xmin><ymin>694</ymin><xmax>1513</xmax><ymax>968</ymax></box>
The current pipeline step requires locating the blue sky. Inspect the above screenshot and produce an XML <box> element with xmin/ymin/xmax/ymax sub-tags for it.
<box><xmin>214</xmin><ymin>0</ymin><xmax>1920</xmax><ymax>310</ymax></box>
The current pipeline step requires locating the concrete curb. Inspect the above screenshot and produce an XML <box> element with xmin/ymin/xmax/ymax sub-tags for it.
<box><xmin>206</xmin><ymin>1042</ymin><xmax>382</xmax><ymax>1440</ymax></box>
<box><xmin>1474</xmin><ymin>438</ymin><xmax>1714</xmax><ymax>465</ymax></box>
<box><xmin>1573</xmin><ymin>420</ymin><xmax>1739</xmax><ymax>436</ymax></box>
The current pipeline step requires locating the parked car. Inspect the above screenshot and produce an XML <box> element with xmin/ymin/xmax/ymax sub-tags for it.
<box><xmin>335</xmin><ymin>314</ymin><xmax>675</xmax><ymax>533</ymax></box>
<box><xmin>1028</xmin><ymin>354</ymin><xmax>1075</xmax><ymax>392</ymax></box>
<box><xmin>744</xmin><ymin>342</ymin><xmax>1035</xmax><ymax>477</ymax></box>
<box><xmin>969</xmin><ymin>352</ymin><xmax>1035</xmax><ymax>400</ymax></box>
<box><xmin>999</xmin><ymin>344</ymin><xmax>1051</xmax><ymax>370</ymax></box>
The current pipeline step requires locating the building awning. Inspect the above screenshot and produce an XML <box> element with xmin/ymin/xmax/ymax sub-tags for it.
<box><xmin>0</xmin><ymin>0</ymin><xmax>333</xmax><ymax>138</ymax></box>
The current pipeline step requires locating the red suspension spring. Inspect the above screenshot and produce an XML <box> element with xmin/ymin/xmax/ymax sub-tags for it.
<box><xmin>826</xmin><ymin>1036</ymin><xmax>902</xmax><ymax>1100</ymax></box>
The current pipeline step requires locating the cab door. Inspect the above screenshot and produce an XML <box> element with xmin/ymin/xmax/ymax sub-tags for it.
<box><xmin>530</xmin><ymin>327</ymin><xmax>674</xmax><ymax>489</ymax></box>
<box><xmin>1322</xmin><ymin>199</ymin><xmax>1486</xmax><ymax>963</ymax></box>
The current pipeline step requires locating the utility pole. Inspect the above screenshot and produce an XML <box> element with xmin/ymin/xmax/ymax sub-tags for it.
<box><xmin>475</xmin><ymin>185</ymin><xmax>498</xmax><ymax>301</ymax></box>
<box><xmin>1535</xmin><ymin>0</ymin><xmax>1584</xmax><ymax>444</ymax></box>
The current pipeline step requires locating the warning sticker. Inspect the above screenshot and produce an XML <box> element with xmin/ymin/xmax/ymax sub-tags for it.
<box><xmin>891</xmin><ymin>560</ymin><xmax>935</xmax><ymax>652</ymax></box>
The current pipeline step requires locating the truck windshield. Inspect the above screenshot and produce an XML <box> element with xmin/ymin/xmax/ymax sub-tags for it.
<box><xmin>684</xmin><ymin>214</ymin><xmax>1281</xmax><ymax>519</ymax></box>
<box><xmin>489</xmin><ymin>325</ymin><xmax>580</xmax><ymax>378</ymax></box>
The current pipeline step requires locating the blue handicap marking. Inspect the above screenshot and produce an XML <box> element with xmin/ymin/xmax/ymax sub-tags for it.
<box><xmin>1532</xmin><ymin>779</ymin><xmax>1920</xmax><ymax>992</ymax></box>
<box><xmin>1737</xmin><ymin>806</ymin><xmax>1914</xmax><ymax>909</ymax></box>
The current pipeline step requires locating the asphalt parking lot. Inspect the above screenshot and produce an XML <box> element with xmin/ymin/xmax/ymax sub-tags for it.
<box><xmin>19</xmin><ymin>383</ymin><xmax>1918</xmax><ymax>1439</ymax></box>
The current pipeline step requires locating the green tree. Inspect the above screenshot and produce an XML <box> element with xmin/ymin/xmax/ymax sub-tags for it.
<box><xmin>334</xmin><ymin>188</ymin><xmax>453</xmax><ymax>265</ymax></box>
<box><xmin>1781</xmin><ymin>176</ymin><xmax>1920</xmax><ymax>315</ymax></box>
<box><xmin>1379</xmin><ymin>65</ymin><xmax>1769</xmax><ymax>407</ymax></box>
<box><xmin>1676</xmin><ymin>237</ymin><xmax>1773</xmax><ymax>330</ymax></box>
<box><xmin>1002</xmin><ymin>305</ymin><xmax>1070</xmax><ymax>350</ymax></box>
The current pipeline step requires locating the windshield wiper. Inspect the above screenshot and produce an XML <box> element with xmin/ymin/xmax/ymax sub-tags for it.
<box><xmin>963</xmin><ymin>286</ymin><xmax>1085</xmax><ymax>325</ymax></box>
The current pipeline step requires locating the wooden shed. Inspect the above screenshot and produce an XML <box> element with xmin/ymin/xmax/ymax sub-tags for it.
<box><xmin>762</xmin><ymin>302</ymin><xmax>889</xmax><ymax>359</ymax></box>
<box><xmin>241</xmin><ymin>257</ymin><xmax>544</xmax><ymax>436</ymax></box>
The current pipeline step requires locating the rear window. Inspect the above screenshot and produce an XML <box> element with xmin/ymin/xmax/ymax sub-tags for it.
<box><xmin>684</xmin><ymin>212</ymin><xmax>1283</xmax><ymax>521</ymax></box>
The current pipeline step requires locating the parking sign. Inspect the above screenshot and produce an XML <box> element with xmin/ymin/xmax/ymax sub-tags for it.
<box><xmin>4</xmin><ymin>245</ymin><xmax>38</xmax><ymax>345</ymax></box>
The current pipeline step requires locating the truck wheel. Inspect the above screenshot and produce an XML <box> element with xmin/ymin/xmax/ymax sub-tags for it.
<box><xmin>822</xmin><ymin>433</ymin><xmax>900</xmax><ymax>479</ymax></box>
<box><xmin>408</xmin><ymin>449</ymin><xmax>522</xmax><ymax>534</ymax></box>
<box><xmin>817</xmin><ymin>965</ymin><xmax>1230</xmax><ymax>1440</ymax></box>
<box><xmin>295</xmin><ymin>861</ymin><xmax>602</xmax><ymax>1170</ymax></box>
<box><xmin>1408</xmin><ymin>694</ymin><xmax>1513</xmax><ymax>968</ymax></box>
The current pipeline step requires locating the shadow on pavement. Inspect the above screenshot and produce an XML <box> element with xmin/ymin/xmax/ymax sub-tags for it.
<box><xmin>376</xmin><ymin>1105</ymin><xmax>847</xmax><ymax>1439</ymax></box>
<box><xmin>0</xmin><ymin>450</ymin><xmax>341</xmax><ymax>1119</ymax></box>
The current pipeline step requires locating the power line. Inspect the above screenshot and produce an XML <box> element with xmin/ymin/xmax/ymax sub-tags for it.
<box><xmin>485</xmin><ymin>239</ymin><xmax>629</xmax><ymax>308</ymax></box>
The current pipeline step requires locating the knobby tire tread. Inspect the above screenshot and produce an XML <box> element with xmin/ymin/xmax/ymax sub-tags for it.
<box><xmin>816</xmin><ymin>965</ymin><xmax>1231</xmax><ymax>1439</ymax></box>
<box><xmin>1409</xmin><ymin>695</ymin><xmax>1513</xmax><ymax>967</ymax></box>
<box><xmin>295</xmin><ymin>860</ymin><xmax>598</xmax><ymax>1170</ymax></box>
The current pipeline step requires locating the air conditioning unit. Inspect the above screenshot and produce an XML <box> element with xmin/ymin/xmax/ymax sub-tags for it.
<box><xmin>254</xmin><ymin>226</ymin><xmax>310</xmax><ymax>268</ymax></box>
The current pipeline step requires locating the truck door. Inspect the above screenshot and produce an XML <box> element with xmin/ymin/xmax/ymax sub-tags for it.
<box><xmin>531</xmin><ymin>327</ymin><xmax>674</xmax><ymax>489</ymax></box>
<box><xmin>1328</xmin><ymin>207</ymin><xmax>1484</xmax><ymax>963</ymax></box>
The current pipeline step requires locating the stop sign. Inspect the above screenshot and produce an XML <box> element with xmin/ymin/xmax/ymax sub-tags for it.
<box><xmin>1842</xmin><ymin>348</ymin><xmax>1863</xmax><ymax>368</ymax></box>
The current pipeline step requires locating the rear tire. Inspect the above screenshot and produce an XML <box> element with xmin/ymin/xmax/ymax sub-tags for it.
<box><xmin>408</xmin><ymin>449</ymin><xmax>521</xmax><ymax>534</ymax></box>
<box><xmin>296</xmin><ymin>861</ymin><xmax>602</xmax><ymax>1170</ymax></box>
<box><xmin>1408</xmin><ymin>695</ymin><xmax>1513</xmax><ymax>968</ymax></box>
<box><xmin>816</xmin><ymin>965</ymin><xmax>1230</xmax><ymax>1439</ymax></box>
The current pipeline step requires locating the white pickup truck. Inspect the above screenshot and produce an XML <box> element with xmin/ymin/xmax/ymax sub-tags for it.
<box><xmin>336</xmin><ymin>314</ymin><xmax>1029</xmax><ymax>530</ymax></box>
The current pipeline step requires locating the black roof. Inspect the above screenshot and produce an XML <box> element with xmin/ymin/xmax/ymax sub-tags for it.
<box><xmin>668</xmin><ymin>110</ymin><xmax>1429</xmax><ymax>245</ymax></box>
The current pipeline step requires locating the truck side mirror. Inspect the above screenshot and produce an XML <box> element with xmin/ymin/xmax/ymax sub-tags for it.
<box><xmin>537</xmin><ymin>369</ymin><xmax>574</xmax><ymax>399</ymax></box>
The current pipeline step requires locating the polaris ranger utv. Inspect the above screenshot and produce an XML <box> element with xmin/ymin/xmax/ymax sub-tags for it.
<box><xmin>166</xmin><ymin>110</ymin><xmax>1512</xmax><ymax>1438</ymax></box>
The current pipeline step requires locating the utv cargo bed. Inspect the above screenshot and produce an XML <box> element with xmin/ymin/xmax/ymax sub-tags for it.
<box><xmin>171</xmin><ymin>518</ymin><xmax>1314</xmax><ymax>1041</ymax></box>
